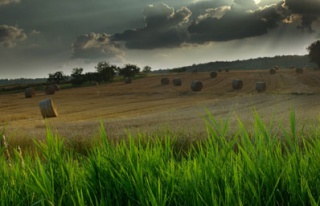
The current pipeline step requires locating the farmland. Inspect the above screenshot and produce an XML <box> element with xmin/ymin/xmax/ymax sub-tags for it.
<box><xmin>2</xmin><ymin>68</ymin><xmax>320</xmax><ymax>205</ymax></box>
<box><xmin>1</xmin><ymin>69</ymin><xmax>320</xmax><ymax>141</ymax></box>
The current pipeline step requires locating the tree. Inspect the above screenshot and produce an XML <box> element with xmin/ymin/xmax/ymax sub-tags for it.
<box><xmin>118</xmin><ymin>64</ymin><xmax>140</xmax><ymax>77</ymax></box>
<box><xmin>70</xmin><ymin>68</ymin><xmax>85</xmax><ymax>85</ymax></box>
<box><xmin>84</xmin><ymin>72</ymin><xmax>100</xmax><ymax>84</ymax></box>
<box><xmin>307</xmin><ymin>40</ymin><xmax>320</xmax><ymax>69</ymax></box>
<box><xmin>142</xmin><ymin>65</ymin><xmax>152</xmax><ymax>74</ymax></box>
<box><xmin>47</xmin><ymin>71</ymin><xmax>66</xmax><ymax>84</ymax></box>
<box><xmin>95</xmin><ymin>61</ymin><xmax>117</xmax><ymax>83</ymax></box>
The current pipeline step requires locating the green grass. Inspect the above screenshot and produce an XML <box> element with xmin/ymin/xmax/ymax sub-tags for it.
<box><xmin>1</xmin><ymin>111</ymin><xmax>320</xmax><ymax>205</ymax></box>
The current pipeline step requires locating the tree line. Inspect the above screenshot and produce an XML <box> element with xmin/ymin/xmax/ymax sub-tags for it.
<box><xmin>47</xmin><ymin>62</ymin><xmax>152</xmax><ymax>86</ymax></box>
<box><xmin>155</xmin><ymin>40</ymin><xmax>320</xmax><ymax>74</ymax></box>
<box><xmin>2</xmin><ymin>40</ymin><xmax>320</xmax><ymax>87</ymax></box>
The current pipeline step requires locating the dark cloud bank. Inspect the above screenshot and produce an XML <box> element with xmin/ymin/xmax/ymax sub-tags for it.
<box><xmin>71</xmin><ymin>0</ymin><xmax>320</xmax><ymax>60</ymax></box>
<box><xmin>1</xmin><ymin>0</ymin><xmax>319</xmax><ymax>60</ymax></box>
<box><xmin>0</xmin><ymin>24</ymin><xmax>26</xmax><ymax>48</ymax></box>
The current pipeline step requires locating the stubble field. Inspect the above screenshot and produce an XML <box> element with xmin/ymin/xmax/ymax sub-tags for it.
<box><xmin>1</xmin><ymin>69</ymin><xmax>320</xmax><ymax>142</ymax></box>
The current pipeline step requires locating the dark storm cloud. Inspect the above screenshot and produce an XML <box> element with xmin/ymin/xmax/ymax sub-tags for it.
<box><xmin>70</xmin><ymin>0</ymin><xmax>320</xmax><ymax>55</ymax></box>
<box><xmin>188</xmin><ymin>2</ymin><xmax>284</xmax><ymax>43</ymax></box>
<box><xmin>113</xmin><ymin>3</ymin><xmax>192</xmax><ymax>49</ymax></box>
<box><xmin>0</xmin><ymin>0</ymin><xmax>19</xmax><ymax>6</ymax></box>
<box><xmin>0</xmin><ymin>24</ymin><xmax>27</xmax><ymax>48</ymax></box>
<box><xmin>283</xmin><ymin>0</ymin><xmax>320</xmax><ymax>32</ymax></box>
<box><xmin>108</xmin><ymin>1</ymin><xmax>290</xmax><ymax>49</ymax></box>
<box><xmin>72</xmin><ymin>33</ymin><xmax>124</xmax><ymax>61</ymax></box>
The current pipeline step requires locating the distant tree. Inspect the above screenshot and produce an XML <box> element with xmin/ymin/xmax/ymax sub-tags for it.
<box><xmin>70</xmin><ymin>68</ymin><xmax>85</xmax><ymax>85</ymax></box>
<box><xmin>95</xmin><ymin>61</ymin><xmax>117</xmax><ymax>83</ymax></box>
<box><xmin>307</xmin><ymin>40</ymin><xmax>320</xmax><ymax>69</ymax></box>
<box><xmin>170</xmin><ymin>67</ymin><xmax>186</xmax><ymax>73</ymax></box>
<box><xmin>142</xmin><ymin>65</ymin><xmax>152</xmax><ymax>74</ymax></box>
<box><xmin>118</xmin><ymin>64</ymin><xmax>140</xmax><ymax>77</ymax></box>
<box><xmin>84</xmin><ymin>72</ymin><xmax>99</xmax><ymax>84</ymax></box>
<box><xmin>47</xmin><ymin>71</ymin><xmax>66</xmax><ymax>84</ymax></box>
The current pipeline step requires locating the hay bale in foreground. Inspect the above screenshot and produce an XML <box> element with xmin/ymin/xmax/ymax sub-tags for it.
<box><xmin>210</xmin><ymin>71</ymin><xmax>218</xmax><ymax>78</ymax></box>
<box><xmin>269</xmin><ymin>68</ymin><xmax>276</xmax><ymax>74</ymax></box>
<box><xmin>25</xmin><ymin>87</ymin><xmax>35</xmax><ymax>98</ymax></box>
<box><xmin>191</xmin><ymin>80</ymin><xmax>203</xmax><ymax>91</ymax></box>
<box><xmin>232</xmin><ymin>79</ymin><xmax>243</xmax><ymax>90</ymax></box>
<box><xmin>296</xmin><ymin>68</ymin><xmax>303</xmax><ymax>74</ymax></box>
<box><xmin>173</xmin><ymin>78</ymin><xmax>182</xmax><ymax>86</ymax></box>
<box><xmin>45</xmin><ymin>85</ymin><xmax>55</xmax><ymax>95</ymax></box>
<box><xmin>124</xmin><ymin>77</ymin><xmax>132</xmax><ymax>84</ymax></box>
<box><xmin>256</xmin><ymin>82</ymin><xmax>266</xmax><ymax>93</ymax></box>
<box><xmin>161</xmin><ymin>77</ymin><xmax>170</xmax><ymax>85</ymax></box>
<box><xmin>39</xmin><ymin>98</ymin><xmax>58</xmax><ymax>118</ymax></box>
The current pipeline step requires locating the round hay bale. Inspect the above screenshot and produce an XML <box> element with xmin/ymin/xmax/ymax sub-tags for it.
<box><xmin>256</xmin><ymin>82</ymin><xmax>266</xmax><ymax>93</ymax></box>
<box><xmin>210</xmin><ymin>71</ymin><xmax>218</xmax><ymax>78</ymax></box>
<box><xmin>232</xmin><ymin>79</ymin><xmax>243</xmax><ymax>90</ymax></box>
<box><xmin>161</xmin><ymin>77</ymin><xmax>170</xmax><ymax>85</ymax></box>
<box><xmin>191</xmin><ymin>80</ymin><xmax>203</xmax><ymax>91</ymax></box>
<box><xmin>25</xmin><ymin>87</ymin><xmax>35</xmax><ymax>98</ymax></box>
<box><xmin>53</xmin><ymin>84</ymin><xmax>60</xmax><ymax>91</ymax></box>
<box><xmin>45</xmin><ymin>85</ymin><xmax>55</xmax><ymax>95</ymax></box>
<box><xmin>39</xmin><ymin>98</ymin><xmax>58</xmax><ymax>118</ymax></box>
<box><xmin>269</xmin><ymin>68</ymin><xmax>276</xmax><ymax>74</ymax></box>
<box><xmin>225</xmin><ymin>69</ymin><xmax>229</xmax><ymax>72</ymax></box>
<box><xmin>173</xmin><ymin>78</ymin><xmax>182</xmax><ymax>86</ymax></box>
<box><xmin>296</xmin><ymin>68</ymin><xmax>303</xmax><ymax>74</ymax></box>
<box><xmin>124</xmin><ymin>77</ymin><xmax>132</xmax><ymax>84</ymax></box>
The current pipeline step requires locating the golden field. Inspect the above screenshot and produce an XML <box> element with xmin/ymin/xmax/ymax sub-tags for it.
<box><xmin>1</xmin><ymin>69</ymin><xmax>320</xmax><ymax>141</ymax></box>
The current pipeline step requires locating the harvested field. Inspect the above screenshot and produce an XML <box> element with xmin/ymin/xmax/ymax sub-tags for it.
<box><xmin>1</xmin><ymin>69</ymin><xmax>320</xmax><ymax>140</ymax></box>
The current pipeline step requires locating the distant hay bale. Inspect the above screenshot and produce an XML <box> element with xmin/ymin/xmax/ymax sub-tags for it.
<box><xmin>161</xmin><ymin>77</ymin><xmax>170</xmax><ymax>85</ymax></box>
<box><xmin>225</xmin><ymin>69</ymin><xmax>230</xmax><ymax>72</ymax></box>
<box><xmin>256</xmin><ymin>82</ymin><xmax>266</xmax><ymax>93</ymax></box>
<box><xmin>217</xmin><ymin>69</ymin><xmax>222</xmax><ymax>72</ymax></box>
<box><xmin>124</xmin><ymin>77</ymin><xmax>132</xmax><ymax>84</ymax></box>
<box><xmin>296</xmin><ymin>68</ymin><xmax>303</xmax><ymax>74</ymax></box>
<box><xmin>232</xmin><ymin>79</ymin><xmax>243</xmax><ymax>90</ymax></box>
<box><xmin>53</xmin><ymin>84</ymin><xmax>60</xmax><ymax>91</ymax></box>
<box><xmin>210</xmin><ymin>71</ymin><xmax>218</xmax><ymax>78</ymax></box>
<box><xmin>269</xmin><ymin>68</ymin><xmax>276</xmax><ymax>74</ymax></box>
<box><xmin>39</xmin><ymin>98</ymin><xmax>58</xmax><ymax>118</ymax></box>
<box><xmin>45</xmin><ymin>85</ymin><xmax>55</xmax><ymax>95</ymax></box>
<box><xmin>191</xmin><ymin>80</ymin><xmax>203</xmax><ymax>91</ymax></box>
<box><xmin>173</xmin><ymin>78</ymin><xmax>182</xmax><ymax>86</ymax></box>
<box><xmin>25</xmin><ymin>87</ymin><xmax>35</xmax><ymax>98</ymax></box>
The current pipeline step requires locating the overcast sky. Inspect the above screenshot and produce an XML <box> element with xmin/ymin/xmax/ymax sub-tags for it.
<box><xmin>0</xmin><ymin>0</ymin><xmax>320</xmax><ymax>79</ymax></box>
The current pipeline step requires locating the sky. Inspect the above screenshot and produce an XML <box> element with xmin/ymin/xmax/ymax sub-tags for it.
<box><xmin>0</xmin><ymin>0</ymin><xmax>320</xmax><ymax>79</ymax></box>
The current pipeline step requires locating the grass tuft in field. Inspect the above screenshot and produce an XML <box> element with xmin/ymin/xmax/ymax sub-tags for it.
<box><xmin>1</xmin><ymin>111</ymin><xmax>320</xmax><ymax>205</ymax></box>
